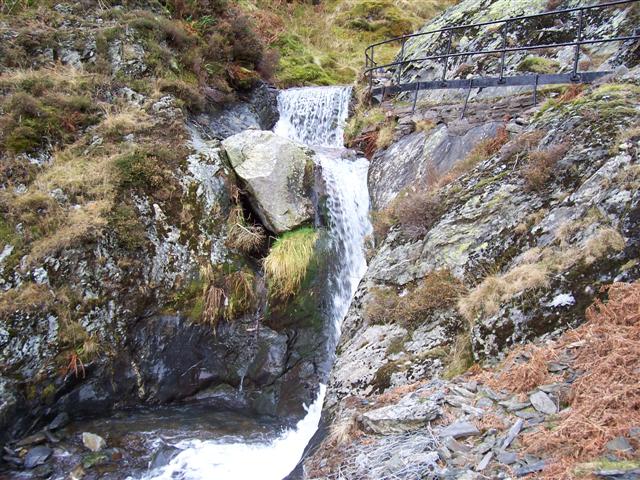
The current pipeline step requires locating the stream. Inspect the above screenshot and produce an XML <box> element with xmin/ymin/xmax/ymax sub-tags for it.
<box><xmin>130</xmin><ymin>86</ymin><xmax>371</xmax><ymax>480</ymax></box>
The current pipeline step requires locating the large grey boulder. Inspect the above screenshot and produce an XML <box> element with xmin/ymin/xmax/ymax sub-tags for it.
<box><xmin>222</xmin><ymin>130</ymin><xmax>315</xmax><ymax>234</ymax></box>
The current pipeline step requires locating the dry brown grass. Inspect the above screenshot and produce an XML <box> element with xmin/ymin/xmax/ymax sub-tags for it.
<box><xmin>27</xmin><ymin>200</ymin><xmax>110</xmax><ymax>264</ymax></box>
<box><xmin>226</xmin><ymin>206</ymin><xmax>267</xmax><ymax>254</ymax></box>
<box><xmin>0</xmin><ymin>282</ymin><xmax>54</xmax><ymax>317</ymax></box>
<box><xmin>583</xmin><ymin>227</ymin><xmax>626</xmax><ymax>265</ymax></box>
<box><xmin>458</xmin><ymin>263</ymin><xmax>550</xmax><ymax>322</ymax></box>
<box><xmin>523</xmin><ymin>143</ymin><xmax>570</xmax><ymax>191</ymax></box>
<box><xmin>482</xmin><ymin>344</ymin><xmax>558</xmax><ymax>394</ymax></box>
<box><xmin>372</xmin><ymin>189</ymin><xmax>442</xmax><ymax>242</ymax></box>
<box><xmin>374</xmin><ymin>381</ymin><xmax>426</xmax><ymax>407</ymax></box>
<box><xmin>327</xmin><ymin>413</ymin><xmax>361</xmax><ymax>447</ymax></box>
<box><xmin>515</xmin><ymin>282</ymin><xmax>640</xmax><ymax>479</ymax></box>
<box><xmin>375</xmin><ymin>121</ymin><xmax>396</xmax><ymax>150</ymax></box>
<box><xmin>365</xmin><ymin>269</ymin><xmax>465</xmax><ymax>327</ymax></box>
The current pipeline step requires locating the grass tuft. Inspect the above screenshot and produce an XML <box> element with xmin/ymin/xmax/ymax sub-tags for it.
<box><xmin>264</xmin><ymin>227</ymin><xmax>318</xmax><ymax>299</ymax></box>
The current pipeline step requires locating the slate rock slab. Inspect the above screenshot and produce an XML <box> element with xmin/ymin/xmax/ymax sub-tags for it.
<box><xmin>530</xmin><ymin>391</ymin><xmax>557</xmax><ymax>415</ymax></box>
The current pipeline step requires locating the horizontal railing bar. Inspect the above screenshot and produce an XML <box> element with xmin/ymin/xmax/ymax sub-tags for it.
<box><xmin>363</xmin><ymin>34</ymin><xmax>640</xmax><ymax>76</ymax></box>
<box><xmin>365</xmin><ymin>0</ymin><xmax>639</xmax><ymax>55</ymax></box>
<box><xmin>369</xmin><ymin>71</ymin><xmax>611</xmax><ymax>97</ymax></box>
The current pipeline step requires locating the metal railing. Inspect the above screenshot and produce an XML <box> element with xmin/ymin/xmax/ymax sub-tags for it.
<box><xmin>364</xmin><ymin>0</ymin><xmax>640</xmax><ymax>113</ymax></box>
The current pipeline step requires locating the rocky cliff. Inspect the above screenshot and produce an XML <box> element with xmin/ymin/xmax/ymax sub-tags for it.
<box><xmin>0</xmin><ymin>3</ymin><xmax>334</xmax><ymax>475</ymax></box>
<box><xmin>306</xmin><ymin>1</ymin><xmax>640</xmax><ymax>478</ymax></box>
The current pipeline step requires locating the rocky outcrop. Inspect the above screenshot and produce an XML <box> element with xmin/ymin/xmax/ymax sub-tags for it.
<box><xmin>222</xmin><ymin>130</ymin><xmax>316</xmax><ymax>233</ymax></box>
<box><xmin>308</xmin><ymin>1</ymin><xmax>640</xmax><ymax>476</ymax></box>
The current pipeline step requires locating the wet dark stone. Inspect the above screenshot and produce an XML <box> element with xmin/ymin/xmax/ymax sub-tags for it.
<box><xmin>24</xmin><ymin>445</ymin><xmax>52</xmax><ymax>469</ymax></box>
<box><xmin>150</xmin><ymin>444</ymin><xmax>181</xmax><ymax>469</ymax></box>
<box><xmin>47</xmin><ymin>412</ymin><xmax>70</xmax><ymax>431</ymax></box>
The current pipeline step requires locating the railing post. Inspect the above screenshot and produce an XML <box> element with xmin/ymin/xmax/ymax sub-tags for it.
<box><xmin>572</xmin><ymin>8</ymin><xmax>585</xmax><ymax>81</ymax></box>
<box><xmin>499</xmin><ymin>20</ymin><xmax>508</xmax><ymax>83</ymax></box>
<box><xmin>412</xmin><ymin>81</ymin><xmax>420</xmax><ymax>113</ymax></box>
<box><xmin>396</xmin><ymin>38</ymin><xmax>406</xmax><ymax>85</ymax></box>
<box><xmin>441</xmin><ymin>30</ymin><xmax>453</xmax><ymax>86</ymax></box>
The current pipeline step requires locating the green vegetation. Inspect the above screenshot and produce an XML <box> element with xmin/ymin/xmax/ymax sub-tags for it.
<box><xmin>264</xmin><ymin>227</ymin><xmax>319</xmax><ymax>299</ymax></box>
<box><xmin>517</xmin><ymin>55</ymin><xmax>560</xmax><ymax>74</ymax></box>
<box><xmin>172</xmin><ymin>264</ymin><xmax>257</xmax><ymax>328</ymax></box>
<box><xmin>239</xmin><ymin>0</ymin><xmax>456</xmax><ymax>86</ymax></box>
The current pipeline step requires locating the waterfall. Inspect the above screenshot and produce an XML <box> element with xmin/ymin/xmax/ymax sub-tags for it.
<box><xmin>142</xmin><ymin>86</ymin><xmax>370</xmax><ymax>480</ymax></box>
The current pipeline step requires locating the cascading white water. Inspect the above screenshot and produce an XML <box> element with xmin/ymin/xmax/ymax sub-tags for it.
<box><xmin>142</xmin><ymin>86</ymin><xmax>370</xmax><ymax>480</ymax></box>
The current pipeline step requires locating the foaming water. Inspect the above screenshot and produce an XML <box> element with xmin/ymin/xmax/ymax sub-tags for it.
<box><xmin>274</xmin><ymin>86</ymin><xmax>352</xmax><ymax>148</ymax></box>
<box><xmin>143</xmin><ymin>386</ymin><xmax>326</xmax><ymax>480</ymax></box>
<box><xmin>143</xmin><ymin>86</ymin><xmax>370</xmax><ymax>480</ymax></box>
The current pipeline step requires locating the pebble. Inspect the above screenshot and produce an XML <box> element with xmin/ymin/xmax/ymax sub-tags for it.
<box><xmin>499</xmin><ymin>399</ymin><xmax>531</xmax><ymax>412</ymax></box>
<box><xmin>501</xmin><ymin>418</ymin><xmax>524</xmax><ymax>449</ymax></box>
<box><xmin>606</xmin><ymin>436</ymin><xmax>634</xmax><ymax>453</ymax></box>
<box><xmin>497</xmin><ymin>451</ymin><xmax>517</xmax><ymax>465</ymax></box>
<box><xmin>445</xmin><ymin>437</ymin><xmax>471</xmax><ymax>453</ymax></box>
<box><xmin>462</xmin><ymin>381</ymin><xmax>478</xmax><ymax>393</ymax></box>
<box><xmin>24</xmin><ymin>445</ymin><xmax>52</xmax><ymax>469</ymax></box>
<box><xmin>452</xmin><ymin>386</ymin><xmax>476</xmax><ymax>398</ymax></box>
<box><xmin>48</xmin><ymin>412</ymin><xmax>70</xmax><ymax>431</ymax></box>
<box><xmin>17</xmin><ymin>432</ymin><xmax>47</xmax><ymax>447</ymax></box>
<box><xmin>529</xmin><ymin>391</ymin><xmax>557</xmax><ymax>415</ymax></box>
<box><xmin>476</xmin><ymin>451</ymin><xmax>493</xmax><ymax>471</ymax></box>
<box><xmin>515</xmin><ymin>460</ymin><xmax>546</xmax><ymax>476</ymax></box>
<box><xmin>439</xmin><ymin>421</ymin><xmax>481</xmax><ymax>439</ymax></box>
<box><xmin>476</xmin><ymin>397</ymin><xmax>494</xmax><ymax>409</ymax></box>
<box><xmin>82</xmin><ymin>432</ymin><xmax>106</xmax><ymax>452</ymax></box>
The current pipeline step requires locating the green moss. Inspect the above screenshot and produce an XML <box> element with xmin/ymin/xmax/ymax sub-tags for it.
<box><xmin>517</xmin><ymin>56</ymin><xmax>560</xmax><ymax>74</ymax></box>
<box><xmin>574</xmin><ymin>460</ymin><xmax>640</xmax><ymax>477</ymax></box>
<box><xmin>1</xmin><ymin>91</ymin><xmax>98</xmax><ymax>154</ymax></box>
<box><xmin>109</xmin><ymin>204</ymin><xmax>147</xmax><ymax>251</ymax></box>
<box><xmin>274</xmin><ymin>34</ymin><xmax>337</xmax><ymax>87</ymax></box>
<box><xmin>342</xmin><ymin>0</ymin><xmax>414</xmax><ymax>37</ymax></box>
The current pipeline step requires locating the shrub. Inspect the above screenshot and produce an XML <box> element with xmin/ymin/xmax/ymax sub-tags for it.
<box><xmin>109</xmin><ymin>204</ymin><xmax>147</xmax><ymax>250</ymax></box>
<box><xmin>372</xmin><ymin>189</ymin><xmax>443</xmax><ymax>242</ymax></box>
<box><xmin>364</xmin><ymin>270</ymin><xmax>466</xmax><ymax>327</ymax></box>
<box><xmin>115</xmin><ymin>147</ymin><xmax>177</xmax><ymax>191</ymax></box>
<box><xmin>264</xmin><ymin>227</ymin><xmax>318</xmax><ymax>299</ymax></box>
<box><xmin>375</xmin><ymin>120</ymin><xmax>396</xmax><ymax>150</ymax></box>
<box><xmin>229</xmin><ymin>15</ymin><xmax>264</xmax><ymax>68</ymax></box>
<box><xmin>158</xmin><ymin>79</ymin><xmax>206</xmax><ymax>112</ymax></box>
<box><xmin>522</xmin><ymin>143</ymin><xmax>570</xmax><ymax>191</ymax></box>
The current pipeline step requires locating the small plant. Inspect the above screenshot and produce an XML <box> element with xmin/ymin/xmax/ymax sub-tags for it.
<box><xmin>458</xmin><ymin>263</ymin><xmax>550</xmax><ymax>322</ymax></box>
<box><xmin>364</xmin><ymin>270</ymin><xmax>466</xmax><ymax>328</ymax></box>
<box><xmin>522</xmin><ymin>143</ymin><xmax>570</xmax><ymax>191</ymax></box>
<box><xmin>372</xmin><ymin>189</ymin><xmax>443</xmax><ymax>242</ymax></box>
<box><xmin>226</xmin><ymin>206</ymin><xmax>267</xmax><ymax>254</ymax></box>
<box><xmin>264</xmin><ymin>227</ymin><xmax>318</xmax><ymax>299</ymax></box>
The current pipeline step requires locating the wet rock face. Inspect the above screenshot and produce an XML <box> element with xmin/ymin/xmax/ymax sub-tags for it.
<box><xmin>369</xmin><ymin>120</ymin><xmax>502</xmax><ymax>210</ymax></box>
<box><xmin>49</xmin><ymin>314</ymin><xmax>306</xmax><ymax>420</ymax></box>
<box><xmin>222</xmin><ymin>130</ymin><xmax>317</xmax><ymax>233</ymax></box>
<box><xmin>200</xmin><ymin>83</ymin><xmax>280</xmax><ymax>139</ymax></box>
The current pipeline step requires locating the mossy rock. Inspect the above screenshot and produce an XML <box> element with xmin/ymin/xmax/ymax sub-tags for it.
<box><xmin>517</xmin><ymin>56</ymin><xmax>561</xmax><ymax>74</ymax></box>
